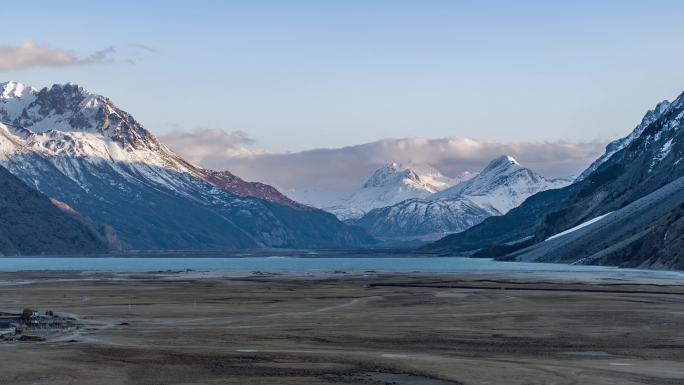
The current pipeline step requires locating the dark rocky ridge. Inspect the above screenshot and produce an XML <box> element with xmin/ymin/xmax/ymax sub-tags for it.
<box><xmin>201</xmin><ymin>169</ymin><xmax>310</xmax><ymax>210</ymax></box>
<box><xmin>536</xmin><ymin>93</ymin><xmax>684</xmax><ymax>240</ymax></box>
<box><xmin>596</xmin><ymin>201</ymin><xmax>684</xmax><ymax>270</ymax></box>
<box><xmin>0</xmin><ymin>164</ymin><xmax>107</xmax><ymax>255</ymax></box>
<box><xmin>507</xmin><ymin>175</ymin><xmax>684</xmax><ymax>267</ymax></box>
<box><xmin>426</xmin><ymin>91</ymin><xmax>684</xmax><ymax>270</ymax></box>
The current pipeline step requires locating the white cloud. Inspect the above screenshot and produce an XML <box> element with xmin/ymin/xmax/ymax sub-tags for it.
<box><xmin>160</xmin><ymin>129</ymin><xmax>607</xmax><ymax>192</ymax></box>
<box><xmin>0</xmin><ymin>39</ymin><xmax>115</xmax><ymax>71</ymax></box>
<box><xmin>160</xmin><ymin>128</ymin><xmax>266</xmax><ymax>166</ymax></box>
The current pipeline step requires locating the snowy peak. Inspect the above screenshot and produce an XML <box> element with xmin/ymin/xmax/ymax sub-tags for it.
<box><xmin>0</xmin><ymin>81</ymin><xmax>310</xmax><ymax>211</ymax></box>
<box><xmin>433</xmin><ymin>155</ymin><xmax>569</xmax><ymax>214</ymax></box>
<box><xmin>0</xmin><ymin>81</ymin><xmax>37</xmax><ymax>100</ymax></box>
<box><xmin>491</xmin><ymin>154</ymin><xmax>520</xmax><ymax>166</ymax></box>
<box><xmin>360</xmin><ymin>162</ymin><xmax>455</xmax><ymax>193</ymax></box>
<box><xmin>434</xmin><ymin>154</ymin><xmax>527</xmax><ymax>200</ymax></box>
<box><xmin>578</xmin><ymin>99</ymin><xmax>673</xmax><ymax>180</ymax></box>
<box><xmin>362</xmin><ymin>162</ymin><xmax>421</xmax><ymax>188</ymax></box>
<box><xmin>294</xmin><ymin>162</ymin><xmax>461</xmax><ymax>220</ymax></box>
<box><xmin>0</xmin><ymin>81</ymin><xmax>194</xmax><ymax>178</ymax></box>
<box><xmin>480</xmin><ymin>155</ymin><xmax>522</xmax><ymax>176</ymax></box>
<box><xmin>649</xmin><ymin>100</ymin><xmax>672</xmax><ymax>121</ymax></box>
<box><xmin>0</xmin><ymin>81</ymin><xmax>38</xmax><ymax>122</ymax></box>
<box><xmin>0</xmin><ymin>82</ymin><xmax>159</xmax><ymax>151</ymax></box>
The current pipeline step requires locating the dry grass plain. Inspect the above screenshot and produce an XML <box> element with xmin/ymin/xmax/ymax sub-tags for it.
<box><xmin>0</xmin><ymin>271</ymin><xmax>683</xmax><ymax>385</ymax></box>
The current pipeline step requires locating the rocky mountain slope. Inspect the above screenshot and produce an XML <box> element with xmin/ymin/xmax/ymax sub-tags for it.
<box><xmin>507</xmin><ymin>176</ymin><xmax>684</xmax><ymax>269</ymax></box>
<box><xmin>201</xmin><ymin>169</ymin><xmax>307</xmax><ymax>210</ymax></box>
<box><xmin>0</xmin><ymin>164</ymin><xmax>108</xmax><ymax>255</ymax></box>
<box><xmin>353</xmin><ymin>156</ymin><xmax>570</xmax><ymax>240</ymax></box>
<box><xmin>597</xmin><ymin>199</ymin><xmax>684</xmax><ymax>270</ymax></box>
<box><xmin>427</xmin><ymin>92</ymin><xmax>684</xmax><ymax>270</ymax></box>
<box><xmin>290</xmin><ymin>162</ymin><xmax>463</xmax><ymax>220</ymax></box>
<box><xmin>577</xmin><ymin>100</ymin><xmax>671</xmax><ymax>180</ymax></box>
<box><xmin>534</xmin><ymin>95</ymin><xmax>684</xmax><ymax>241</ymax></box>
<box><xmin>507</xmin><ymin>91</ymin><xmax>684</xmax><ymax>267</ymax></box>
<box><xmin>425</xmin><ymin>185</ymin><xmax>576</xmax><ymax>252</ymax></box>
<box><xmin>0</xmin><ymin>81</ymin><xmax>371</xmax><ymax>250</ymax></box>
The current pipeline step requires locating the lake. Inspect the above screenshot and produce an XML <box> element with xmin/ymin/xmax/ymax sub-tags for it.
<box><xmin>0</xmin><ymin>256</ymin><xmax>682</xmax><ymax>282</ymax></box>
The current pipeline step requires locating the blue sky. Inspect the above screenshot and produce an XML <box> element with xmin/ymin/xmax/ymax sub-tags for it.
<box><xmin>2</xmin><ymin>0</ymin><xmax>684</xmax><ymax>153</ymax></box>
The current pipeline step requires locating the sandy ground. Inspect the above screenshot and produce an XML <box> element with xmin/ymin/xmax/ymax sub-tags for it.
<box><xmin>0</xmin><ymin>271</ymin><xmax>683</xmax><ymax>385</ymax></box>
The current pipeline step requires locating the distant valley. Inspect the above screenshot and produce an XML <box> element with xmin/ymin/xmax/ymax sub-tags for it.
<box><xmin>0</xmin><ymin>80</ymin><xmax>683</xmax><ymax>271</ymax></box>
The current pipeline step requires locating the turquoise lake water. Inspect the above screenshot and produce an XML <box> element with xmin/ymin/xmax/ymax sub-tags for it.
<box><xmin>0</xmin><ymin>256</ymin><xmax>681</xmax><ymax>282</ymax></box>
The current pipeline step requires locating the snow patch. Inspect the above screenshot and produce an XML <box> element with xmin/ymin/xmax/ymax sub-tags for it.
<box><xmin>545</xmin><ymin>212</ymin><xmax>613</xmax><ymax>241</ymax></box>
<box><xmin>648</xmin><ymin>138</ymin><xmax>676</xmax><ymax>173</ymax></box>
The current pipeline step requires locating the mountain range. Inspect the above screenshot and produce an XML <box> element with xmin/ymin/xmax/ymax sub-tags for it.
<box><xmin>351</xmin><ymin>156</ymin><xmax>571</xmax><ymax>241</ymax></box>
<box><xmin>1</xmin><ymin>79</ymin><xmax>682</xmax><ymax>270</ymax></box>
<box><xmin>289</xmin><ymin>162</ymin><xmax>466</xmax><ymax>220</ymax></box>
<box><xmin>426</xmin><ymin>94</ymin><xmax>684</xmax><ymax>270</ymax></box>
<box><xmin>0</xmin><ymin>81</ymin><xmax>371</xmax><ymax>252</ymax></box>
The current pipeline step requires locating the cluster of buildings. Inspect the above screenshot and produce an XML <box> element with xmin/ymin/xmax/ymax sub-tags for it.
<box><xmin>0</xmin><ymin>309</ymin><xmax>76</xmax><ymax>342</ymax></box>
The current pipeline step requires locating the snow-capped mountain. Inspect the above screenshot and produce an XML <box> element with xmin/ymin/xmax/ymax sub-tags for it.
<box><xmin>433</xmin><ymin>155</ymin><xmax>570</xmax><ymax>214</ymax></box>
<box><xmin>0</xmin><ymin>81</ymin><xmax>371</xmax><ymax>250</ymax></box>
<box><xmin>498</xmin><ymin>92</ymin><xmax>684</xmax><ymax>269</ymax></box>
<box><xmin>427</xmin><ymin>90</ymin><xmax>684</xmax><ymax>270</ymax></box>
<box><xmin>536</xmin><ymin>91</ymin><xmax>684</xmax><ymax>240</ymax></box>
<box><xmin>577</xmin><ymin>100</ymin><xmax>671</xmax><ymax>180</ymax></box>
<box><xmin>291</xmin><ymin>162</ymin><xmax>467</xmax><ymax>220</ymax></box>
<box><xmin>351</xmin><ymin>156</ymin><xmax>571</xmax><ymax>240</ymax></box>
